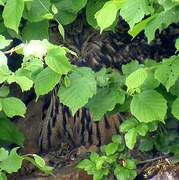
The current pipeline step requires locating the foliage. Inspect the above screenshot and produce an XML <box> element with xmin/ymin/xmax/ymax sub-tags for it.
<box><xmin>0</xmin><ymin>147</ymin><xmax>53</xmax><ymax>180</ymax></box>
<box><xmin>58</xmin><ymin>67</ymin><xmax>97</xmax><ymax>115</ymax></box>
<box><xmin>176</xmin><ymin>38</ymin><xmax>179</xmax><ymax>51</ymax></box>
<box><xmin>77</xmin><ymin>135</ymin><xmax>137</xmax><ymax>180</ymax></box>
<box><xmin>0</xmin><ymin>0</ymin><xmax>178</xmax><ymax>179</ymax></box>
<box><xmin>0</xmin><ymin>0</ymin><xmax>178</xmax><ymax>42</ymax></box>
<box><xmin>120</xmin><ymin>118</ymin><xmax>158</xmax><ymax>149</ymax></box>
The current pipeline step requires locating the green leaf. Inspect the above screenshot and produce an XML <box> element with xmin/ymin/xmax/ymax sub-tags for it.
<box><xmin>139</xmin><ymin>137</ymin><xmax>153</xmax><ymax>152</ymax></box>
<box><xmin>122</xmin><ymin>60</ymin><xmax>140</xmax><ymax>75</ymax></box>
<box><xmin>41</xmin><ymin>166</ymin><xmax>53</xmax><ymax>175</ymax></box>
<box><xmin>117</xmin><ymin>144</ymin><xmax>125</xmax><ymax>152</ymax></box>
<box><xmin>172</xmin><ymin>97</ymin><xmax>179</xmax><ymax>120</ymax></box>
<box><xmin>11</xmin><ymin>43</ymin><xmax>24</xmax><ymax>55</ymax></box>
<box><xmin>58</xmin><ymin>67</ymin><xmax>96</xmax><ymax>115</ymax></box>
<box><xmin>125</xmin><ymin>159</ymin><xmax>136</xmax><ymax>170</ymax></box>
<box><xmin>130</xmin><ymin>90</ymin><xmax>167</xmax><ymax>123</ymax></box>
<box><xmin>148</xmin><ymin>122</ymin><xmax>158</xmax><ymax>132</ymax></box>
<box><xmin>55</xmin><ymin>11</ymin><xmax>76</xmax><ymax>26</ymax></box>
<box><xmin>86</xmin><ymin>86</ymin><xmax>125</xmax><ymax>121</ymax></box>
<box><xmin>120</xmin><ymin>118</ymin><xmax>138</xmax><ymax>133</ymax></box>
<box><xmin>126</xmin><ymin>68</ymin><xmax>148</xmax><ymax>92</ymax></box>
<box><xmin>0</xmin><ymin>35</ymin><xmax>12</xmax><ymax>49</ymax></box>
<box><xmin>24</xmin><ymin>58</ymin><xmax>44</xmax><ymax>72</ymax></box>
<box><xmin>34</xmin><ymin>67</ymin><xmax>61</xmax><ymax>97</ymax></box>
<box><xmin>144</xmin><ymin>6</ymin><xmax>179</xmax><ymax>42</ymax></box>
<box><xmin>0</xmin><ymin>148</ymin><xmax>8</xmax><ymax>161</ymax></box>
<box><xmin>7</xmin><ymin>75</ymin><xmax>33</xmax><ymax>92</ymax></box>
<box><xmin>0</xmin><ymin>99</ymin><xmax>2</xmax><ymax>111</ymax></box>
<box><xmin>159</xmin><ymin>0</ymin><xmax>178</xmax><ymax>10</ymax></box>
<box><xmin>141</xmin><ymin>70</ymin><xmax>160</xmax><ymax>90</ymax></box>
<box><xmin>54</xmin><ymin>0</ymin><xmax>87</xmax><ymax>25</ymax></box>
<box><xmin>170</xmin><ymin>79</ymin><xmax>179</xmax><ymax>96</ymax></box>
<box><xmin>23</xmin><ymin>0</ymin><xmax>51</xmax><ymax>22</ymax></box>
<box><xmin>96</xmin><ymin>156</ymin><xmax>107</xmax><ymax>169</ymax></box>
<box><xmin>176</xmin><ymin>38</ymin><xmax>179</xmax><ymax>51</ymax></box>
<box><xmin>112</xmin><ymin>0</ymin><xmax>126</xmax><ymax>10</ymax></box>
<box><xmin>118</xmin><ymin>96</ymin><xmax>131</xmax><ymax>113</ymax></box>
<box><xmin>0</xmin><ymin>51</ymin><xmax>7</xmax><ymax>67</ymax></box>
<box><xmin>0</xmin><ymin>0</ymin><xmax>5</xmax><ymax>6</ymax></box>
<box><xmin>120</xmin><ymin>0</ymin><xmax>153</xmax><ymax>29</ymax></box>
<box><xmin>63</xmin><ymin>75</ymin><xmax>70</xmax><ymax>88</ymax></box>
<box><xmin>86</xmin><ymin>0</ymin><xmax>108</xmax><ymax>28</ymax></box>
<box><xmin>33</xmin><ymin>154</ymin><xmax>45</xmax><ymax>168</ymax></box>
<box><xmin>22</xmin><ymin>20</ymin><xmax>49</xmax><ymax>42</ymax></box>
<box><xmin>95</xmin><ymin>1</ymin><xmax>118</xmax><ymax>32</ymax></box>
<box><xmin>0</xmin><ymin>118</ymin><xmax>24</xmax><ymax>146</ymax></box>
<box><xmin>58</xmin><ymin>23</ymin><xmax>65</xmax><ymax>39</ymax></box>
<box><xmin>22</xmin><ymin>57</ymin><xmax>44</xmax><ymax>79</ymax></box>
<box><xmin>14</xmin><ymin>69</ymin><xmax>31</xmax><ymax>80</ymax></box>
<box><xmin>51</xmin><ymin>4</ymin><xmax>58</xmax><ymax>14</ymax></box>
<box><xmin>77</xmin><ymin>159</ymin><xmax>95</xmax><ymax>172</ymax></box>
<box><xmin>77</xmin><ymin>159</ymin><xmax>91</xmax><ymax>169</ymax></box>
<box><xmin>112</xmin><ymin>135</ymin><xmax>122</xmax><ymax>144</ymax></box>
<box><xmin>43</xmin><ymin>13</ymin><xmax>53</xmax><ymax>20</ymax></box>
<box><xmin>0</xmin><ymin>65</ymin><xmax>11</xmax><ymax>84</ymax></box>
<box><xmin>105</xmin><ymin>155</ymin><xmax>116</xmax><ymax>164</ymax></box>
<box><xmin>114</xmin><ymin>166</ymin><xmax>130</xmax><ymax>180</ymax></box>
<box><xmin>90</xmin><ymin>152</ymin><xmax>99</xmax><ymax>163</ymax></box>
<box><xmin>58</xmin><ymin>0</ymin><xmax>87</xmax><ymax>15</ymax></box>
<box><xmin>144</xmin><ymin>59</ymin><xmax>158</xmax><ymax>67</ymax></box>
<box><xmin>2</xmin><ymin>97</ymin><xmax>26</xmax><ymax>118</ymax></box>
<box><xmin>136</xmin><ymin>123</ymin><xmax>148</xmax><ymax>136</ymax></box>
<box><xmin>0</xmin><ymin>148</ymin><xmax>23</xmax><ymax>173</ymax></box>
<box><xmin>0</xmin><ymin>172</ymin><xmax>7</xmax><ymax>180</ymax></box>
<box><xmin>26</xmin><ymin>155</ymin><xmax>53</xmax><ymax>175</ymax></box>
<box><xmin>94</xmin><ymin>171</ymin><xmax>104</xmax><ymax>180</ymax></box>
<box><xmin>62</xmin><ymin>47</ymin><xmax>78</xmax><ymax>57</ymax></box>
<box><xmin>104</xmin><ymin>143</ymin><xmax>118</xmax><ymax>155</ymax></box>
<box><xmin>45</xmin><ymin>47</ymin><xmax>72</xmax><ymax>75</ymax></box>
<box><xmin>129</xmin><ymin>169</ymin><xmax>137</xmax><ymax>179</ymax></box>
<box><xmin>101</xmin><ymin>168</ymin><xmax>110</xmax><ymax>176</ymax></box>
<box><xmin>2</xmin><ymin>0</ymin><xmax>24</xmax><ymax>33</ymax></box>
<box><xmin>155</xmin><ymin>56</ymin><xmax>179</xmax><ymax>91</ymax></box>
<box><xmin>95</xmin><ymin>68</ymin><xmax>109</xmax><ymax>87</ymax></box>
<box><xmin>124</xmin><ymin>128</ymin><xmax>138</xmax><ymax>149</ymax></box>
<box><xmin>129</xmin><ymin>15</ymin><xmax>156</xmax><ymax>38</ymax></box>
<box><xmin>0</xmin><ymin>87</ymin><xmax>9</xmax><ymax>97</ymax></box>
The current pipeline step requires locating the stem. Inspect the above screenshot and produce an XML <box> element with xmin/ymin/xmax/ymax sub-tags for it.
<box><xmin>137</xmin><ymin>155</ymin><xmax>169</xmax><ymax>165</ymax></box>
<box><xmin>3</xmin><ymin>44</ymin><xmax>24</xmax><ymax>54</ymax></box>
<box><xmin>38</xmin><ymin>0</ymin><xmax>61</xmax><ymax>26</ymax></box>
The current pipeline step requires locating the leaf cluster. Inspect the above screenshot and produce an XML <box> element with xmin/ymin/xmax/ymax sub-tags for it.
<box><xmin>77</xmin><ymin>135</ymin><xmax>137</xmax><ymax>180</ymax></box>
<box><xmin>0</xmin><ymin>147</ymin><xmax>53</xmax><ymax>180</ymax></box>
<box><xmin>0</xmin><ymin>0</ymin><xmax>178</xmax><ymax>42</ymax></box>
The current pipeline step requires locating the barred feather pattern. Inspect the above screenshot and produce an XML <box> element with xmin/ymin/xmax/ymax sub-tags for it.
<box><xmin>38</xmin><ymin>20</ymin><xmax>178</xmax><ymax>153</ymax></box>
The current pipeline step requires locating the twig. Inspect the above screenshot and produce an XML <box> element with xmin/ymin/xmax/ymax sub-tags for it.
<box><xmin>3</xmin><ymin>45</ymin><xmax>24</xmax><ymax>55</ymax></box>
<box><xmin>137</xmin><ymin>155</ymin><xmax>169</xmax><ymax>165</ymax></box>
